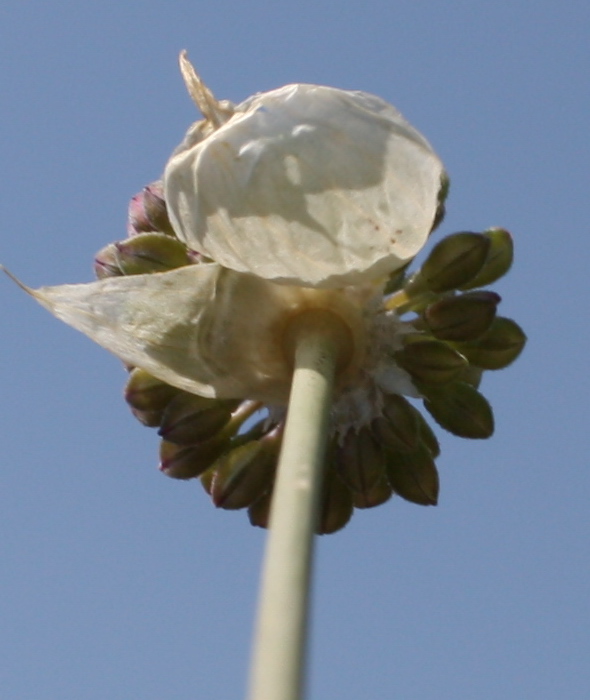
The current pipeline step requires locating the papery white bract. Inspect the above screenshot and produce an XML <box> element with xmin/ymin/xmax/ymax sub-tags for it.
<box><xmin>24</xmin><ymin>264</ymin><xmax>371</xmax><ymax>404</ymax></box>
<box><xmin>165</xmin><ymin>80</ymin><xmax>446</xmax><ymax>289</ymax></box>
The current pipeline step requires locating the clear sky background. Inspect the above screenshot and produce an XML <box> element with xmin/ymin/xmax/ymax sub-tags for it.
<box><xmin>1</xmin><ymin>1</ymin><xmax>588</xmax><ymax>698</ymax></box>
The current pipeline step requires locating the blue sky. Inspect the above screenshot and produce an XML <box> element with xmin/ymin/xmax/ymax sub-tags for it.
<box><xmin>1</xmin><ymin>1</ymin><xmax>589</xmax><ymax>698</ymax></box>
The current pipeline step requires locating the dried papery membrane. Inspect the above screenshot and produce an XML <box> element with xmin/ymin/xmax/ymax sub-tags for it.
<box><xmin>165</xmin><ymin>62</ymin><xmax>446</xmax><ymax>289</ymax></box>
<box><xmin>19</xmin><ymin>263</ymin><xmax>367</xmax><ymax>405</ymax></box>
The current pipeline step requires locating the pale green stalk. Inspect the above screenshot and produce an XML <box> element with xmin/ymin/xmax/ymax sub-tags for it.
<box><xmin>247</xmin><ymin>311</ymin><xmax>344</xmax><ymax>700</ymax></box>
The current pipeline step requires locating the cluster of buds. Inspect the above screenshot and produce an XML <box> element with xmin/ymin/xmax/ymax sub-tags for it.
<box><xmin>8</xmin><ymin>55</ymin><xmax>525</xmax><ymax>534</ymax></box>
<box><xmin>93</xmin><ymin>182</ymin><xmax>525</xmax><ymax>534</ymax></box>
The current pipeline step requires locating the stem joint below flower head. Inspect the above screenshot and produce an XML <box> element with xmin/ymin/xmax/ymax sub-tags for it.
<box><xmin>281</xmin><ymin>308</ymin><xmax>354</xmax><ymax>376</ymax></box>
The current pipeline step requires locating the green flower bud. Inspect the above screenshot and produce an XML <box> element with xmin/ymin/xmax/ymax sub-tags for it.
<box><xmin>385</xmin><ymin>442</ymin><xmax>439</xmax><ymax>506</ymax></box>
<box><xmin>334</xmin><ymin>427</ymin><xmax>387</xmax><ymax>494</ymax></box>
<box><xmin>459</xmin><ymin>228</ymin><xmax>513</xmax><ymax>290</ymax></box>
<box><xmin>317</xmin><ymin>466</ymin><xmax>354</xmax><ymax>535</ymax></box>
<box><xmin>411</xmin><ymin>231</ymin><xmax>490</xmax><ymax>294</ymax></box>
<box><xmin>158</xmin><ymin>393</ymin><xmax>239</xmax><ymax>445</ymax></box>
<box><xmin>422</xmin><ymin>381</ymin><xmax>494</xmax><ymax>439</ymax></box>
<box><xmin>93</xmin><ymin>243</ymin><xmax>123</xmax><ymax>279</ymax></box>
<box><xmin>455</xmin><ymin>364</ymin><xmax>484</xmax><ymax>389</ymax></box>
<box><xmin>430</xmin><ymin>172</ymin><xmax>451</xmax><ymax>233</ymax></box>
<box><xmin>423</xmin><ymin>291</ymin><xmax>501</xmax><ymax>342</ymax></box>
<box><xmin>372</xmin><ymin>394</ymin><xmax>420</xmax><ymax>452</ymax></box>
<box><xmin>200</xmin><ymin>466</ymin><xmax>215</xmax><ymax>495</ymax></box>
<box><xmin>159</xmin><ymin>436</ymin><xmax>231</xmax><ymax>480</ymax></box>
<box><xmin>413</xmin><ymin>408</ymin><xmax>441</xmax><ymax>458</ymax></box>
<box><xmin>130</xmin><ymin>406</ymin><xmax>165</xmax><ymax>428</ymax></box>
<box><xmin>115</xmin><ymin>232</ymin><xmax>194</xmax><ymax>275</ymax></box>
<box><xmin>456</xmin><ymin>317</ymin><xmax>526</xmax><ymax>370</ymax></box>
<box><xmin>394</xmin><ymin>337</ymin><xmax>467</xmax><ymax>385</ymax></box>
<box><xmin>351</xmin><ymin>475</ymin><xmax>393</xmax><ymax>509</ymax></box>
<box><xmin>248</xmin><ymin>491</ymin><xmax>272</xmax><ymax>530</ymax></box>
<box><xmin>210</xmin><ymin>428</ymin><xmax>281</xmax><ymax>510</ymax></box>
<box><xmin>124</xmin><ymin>368</ymin><xmax>180</xmax><ymax>412</ymax></box>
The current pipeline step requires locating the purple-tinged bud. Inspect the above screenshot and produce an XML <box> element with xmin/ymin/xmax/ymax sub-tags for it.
<box><xmin>423</xmin><ymin>291</ymin><xmax>501</xmax><ymax>342</ymax></box>
<box><xmin>158</xmin><ymin>393</ymin><xmax>239</xmax><ymax>445</ymax></box>
<box><xmin>127</xmin><ymin>182</ymin><xmax>175</xmax><ymax>236</ymax></box>
<box><xmin>457</xmin><ymin>317</ymin><xmax>526</xmax><ymax>370</ymax></box>
<box><xmin>127</xmin><ymin>191</ymin><xmax>153</xmax><ymax>236</ymax></box>
<box><xmin>385</xmin><ymin>443</ymin><xmax>439</xmax><ymax>506</ymax></box>
<box><xmin>422</xmin><ymin>381</ymin><xmax>494</xmax><ymax>439</ymax></box>
<box><xmin>141</xmin><ymin>182</ymin><xmax>176</xmax><ymax>236</ymax></box>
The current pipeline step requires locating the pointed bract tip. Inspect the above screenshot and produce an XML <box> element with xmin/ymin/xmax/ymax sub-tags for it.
<box><xmin>178</xmin><ymin>50</ymin><xmax>232</xmax><ymax>127</ymax></box>
<box><xmin>1</xmin><ymin>265</ymin><xmax>35</xmax><ymax>295</ymax></box>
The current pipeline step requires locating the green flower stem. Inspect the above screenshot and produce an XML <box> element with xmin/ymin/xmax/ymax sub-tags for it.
<box><xmin>247</xmin><ymin>310</ymin><xmax>346</xmax><ymax>700</ymax></box>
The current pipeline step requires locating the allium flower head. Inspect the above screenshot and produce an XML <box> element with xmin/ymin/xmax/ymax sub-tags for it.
<box><xmin>3</xmin><ymin>53</ymin><xmax>525</xmax><ymax>533</ymax></box>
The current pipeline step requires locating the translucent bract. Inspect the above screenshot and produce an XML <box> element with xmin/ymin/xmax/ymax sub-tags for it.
<box><xmin>28</xmin><ymin>265</ymin><xmax>371</xmax><ymax>404</ymax></box>
<box><xmin>165</xmin><ymin>81</ymin><xmax>445</xmax><ymax>288</ymax></box>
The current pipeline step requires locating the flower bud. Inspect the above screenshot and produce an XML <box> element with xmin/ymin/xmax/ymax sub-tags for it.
<box><xmin>94</xmin><ymin>243</ymin><xmax>123</xmax><ymax>279</ymax></box>
<box><xmin>210</xmin><ymin>437</ymin><xmax>278</xmax><ymax>510</ymax></box>
<box><xmin>385</xmin><ymin>443</ymin><xmax>439</xmax><ymax>505</ymax></box>
<box><xmin>456</xmin><ymin>317</ymin><xmax>526</xmax><ymax>370</ymax></box>
<box><xmin>130</xmin><ymin>406</ymin><xmax>165</xmax><ymax>428</ymax></box>
<box><xmin>248</xmin><ymin>491</ymin><xmax>272</xmax><ymax>529</ymax></box>
<box><xmin>429</xmin><ymin>172</ymin><xmax>450</xmax><ymax>233</ymax></box>
<box><xmin>334</xmin><ymin>428</ymin><xmax>386</xmax><ymax>494</ymax></box>
<box><xmin>351</xmin><ymin>476</ymin><xmax>393</xmax><ymax>509</ymax></box>
<box><xmin>200</xmin><ymin>466</ymin><xmax>215</xmax><ymax>495</ymax></box>
<box><xmin>423</xmin><ymin>291</ymin><xmax>501</xmax><ymax>341</ymax></box>
<box><xmin>394</xmin><ymin>337</ymin><xmax>467</xmax><ymax>385</ymax></box>
<box><xmin>127</xmin><ymin>191</ymin><xmax>153</xmax><ymax>235</ymax></box>
<box><xmin>455</xmin><ymin>364</ymin><xmax>484</xmax><ymax>389</ymax></box>
<box><xmin>158</xmin><ymin>393</ymin><xmax>238</xmax><ymax>445</ymax></box>
<box><xmin>317</xmin><ymin>466</ymin><xmax>354</xmax><ymax>535</ymax></box>
<box><xmin>114</xmin><ymin>232</ymin><xmax>194</xmax><ymax>275</ymax></box>
<box><xmin>128</xmin><ymin>182</ymin><xmax>175</xmax><ymax>237</ymax></box>
<box><xmin>159</xmin><ymin>436</ymin><xmax>231</xmax><ymax>479</ymax></box>
<box><xmin>202</xmin><ymin>419</ymin><xmax>268</xmax><ymax>494</ymax></box>
<box><xmin>124</xmin><ymin>368</ymin><xmax>180</xmax><ymax>412</ymax></box>
<box><xmin>372</xmin><ymin>394</ymin><xmax>420</xmax><ymax>452</ymax></box>
<box><xmin>422</xmin><ymin>381</ymin><xmax>494</xmax><ymax>439</ymax></box>
<box><xmin>410</xmin><ymin>232</ymin><xmax>490</xmax><ymax>294</ymax></box>
<box><xmin>413</xmin><ymin>407</ymin><xmax>441</xmax><ymax>458</ymax></box>
<box><xmin>141</xmin><ymin>182</ymin><xmax>176</xmax><ymax>236</ymax></box>
<box><xmin>459</xmin><ymin>228</ymin><xmax>513</xmax><ymax>290</ymax></box>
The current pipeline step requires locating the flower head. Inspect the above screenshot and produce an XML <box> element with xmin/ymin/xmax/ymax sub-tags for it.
<box><xmin>3</xmin><ymin>54</ymin><xmax>525</xmax><ymax>533</ymax></box>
